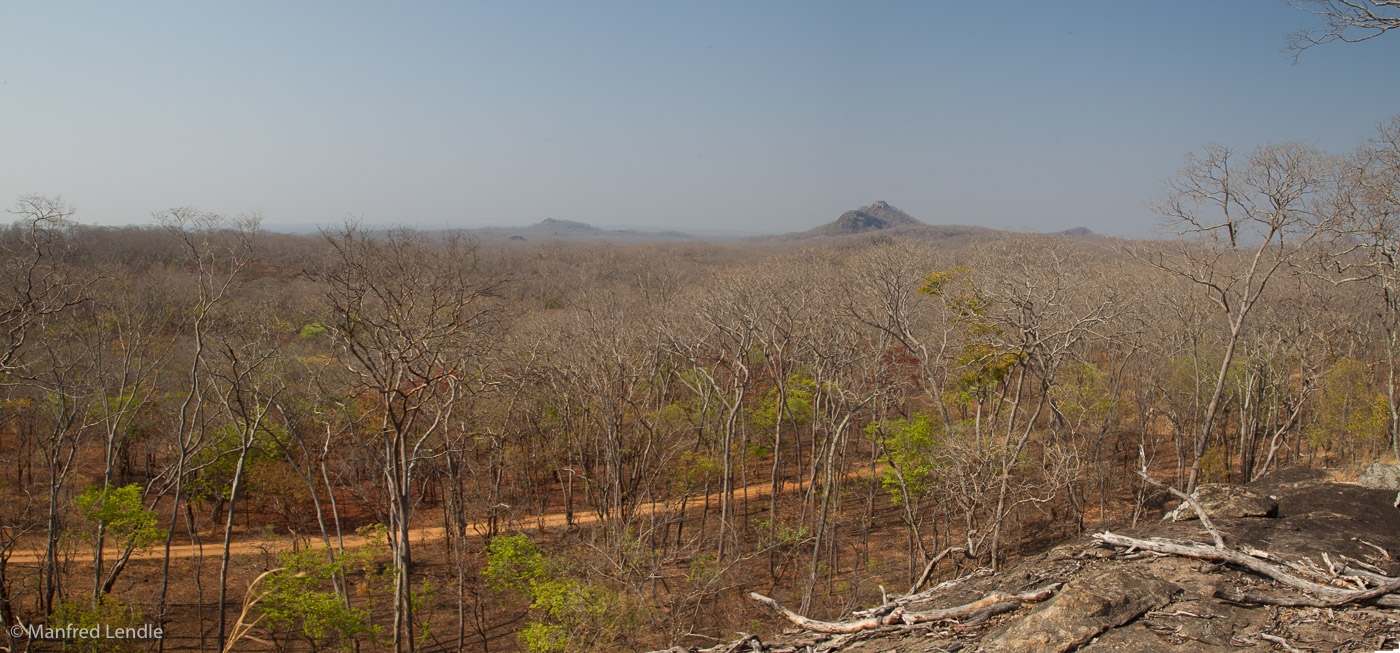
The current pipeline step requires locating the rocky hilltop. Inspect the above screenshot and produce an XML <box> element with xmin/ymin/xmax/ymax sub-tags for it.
<box><xmin>656</xmin><ymin>470</ymin><xmax>1400</xmax><ymax>652</ymax></box>
<box><xmin>817</xmin><ymin>201</ymin><xmax>924</xmax><ymax>234</ymax></box>
<box><xmin>792</xmin><ymin>201</ymin><xmax>1089</xmax><ymax>244</ymax></box>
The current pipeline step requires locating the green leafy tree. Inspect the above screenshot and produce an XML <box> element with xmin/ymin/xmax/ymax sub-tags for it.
<box><xmin>258</xmin><ymin>545</ymin><xmax>383</xmax><ymax>651</ymax></box>
<box><xmin>1309</xmin><ymin>358</ymin><xmax>1390</xmax><ymax>464</ymax></box>
<box><xmin>871</xmin><ymin>414</ymin><xmax>942</xmax><ymax>502</ymax></box>
<box><xmin>77</xmin><ymin>484</ymin><xmax>164</xmax><ymax>552</ymax></box>
<box><xmin>485</xmin><ymin>534</ymin><xmax>643</xmax><ymax>653</ymax></box>
<box><xmin>48</xmin><ymin>594</ymin><xmax>148</xmax><ymax>653</ymax></box>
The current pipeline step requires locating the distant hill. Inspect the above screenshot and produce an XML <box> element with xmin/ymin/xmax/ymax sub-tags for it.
<box><xmin>463</xmin><ymin>218</ymin><xmax>697</xmax><ymax>244</ymax></box>
<box><xmin>810</xmin><ymin>201</ymin><xmax>922</xmax><ymax>236</ymax></box>
<box><xmin>763</xmin><ymin>201</ymin><xmax>995</xmax><ymax>246</ymax></box>
<box><xmin>530</xmin><ymin>218</ymin><xmax>601</xmax><ymax>235</ymax></box>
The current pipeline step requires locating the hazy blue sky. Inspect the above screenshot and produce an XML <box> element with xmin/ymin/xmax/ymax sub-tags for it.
<box><xmin>3</xmin><ymin>2</ymin><xmax>1398</xmax><ymax>236</ymax></box>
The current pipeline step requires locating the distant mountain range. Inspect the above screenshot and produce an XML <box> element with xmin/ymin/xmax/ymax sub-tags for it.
<box><xmin>764</xmin><ymin>201</ymin><xmax>1091</xmax><ymax>246</ymax></box>
<box><xmin>261</xmin><ymin>202</ymin><xmax>1093</xmax><ymax>243</ymax></box>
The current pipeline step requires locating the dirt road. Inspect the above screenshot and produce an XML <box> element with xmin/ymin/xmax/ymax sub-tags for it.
<box><xmin>6</xmin><ymin>471</ymin><xmax>862</xmax><ymax>564</ymax></box>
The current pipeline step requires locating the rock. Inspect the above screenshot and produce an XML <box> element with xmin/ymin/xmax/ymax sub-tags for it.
<box><xmin>1357</xmin><ymin>462</ymin><xmax>1400</xmax><ymax>490</ymax></box>
<box><xmin>1170</xmin><ymin>484</ymin><xmax>1277</xmax><ymax>521</ymax></box>
<box><xmin>1078</xmin><ymin>622</ymin><xmax>1236</xmax><ymax>652</ymax></box>
<box><xmin>985</xmin><ymin>569</ymin><xmax>1179</xmax><ymax>653</ymax></box>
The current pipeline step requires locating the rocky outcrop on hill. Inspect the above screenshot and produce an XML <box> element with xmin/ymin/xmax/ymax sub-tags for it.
<box><xmin>1360</xmin><ymin>463</ymin><xmax>1400</xmax><ymax>490</ymax></box>
<box><xmin>654</xmin><ymin>470</ymin><xmax>1400</xmax><ymax>653</ymax></box>
<box><xmin>1168</xmin><ymin>483</ymin><xmax>1278</xmax><ymax>521</ymax></box>
<box><xmin>810</xmin><ymin>201</ymin><xmax>924</xmax><ymax>236</ymax></box>
<box><xmin>987</xmin><ymin>569</ymin><xmax>1180</xmax><ymax>653</ymax></box>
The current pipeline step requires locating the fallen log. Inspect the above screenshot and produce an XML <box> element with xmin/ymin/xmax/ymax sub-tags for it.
<box><xmin>852</xmin><ymin>567</ymin><xmax>993</xmax><ymax>619</ymax></box>
<box><xmin>747</xmin><ymin>593</ymin><xmax>905</xmax><ymax>634</ymax></box>
<box><xmin>899</xmin><ymin>583</ymin><xmax>1060</xmax><ymax>625</ymax></box>
<box><xmin>1137</xmin><ymin>470</ymin><xmax>1225</xmax><ymax>548</ymax></box>
<box><xmin>1094</xmin><ymin>531</ymin><xmax>1400</xmax><ymax>608</ymax></box>
<box><xmin>748</xmin><ymin>583</ymin><xmax>1061</xmax><ymax>634</ymax></box>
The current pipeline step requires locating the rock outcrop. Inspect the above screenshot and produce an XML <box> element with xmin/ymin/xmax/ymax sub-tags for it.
<box><xmin>1359</xmin><ymin>462</ymin><xmax>1400</xmax><ymax>490</ymax></box>
<box><xmin>986</xmin><ymin>569</ymin><xmax>1179</xmax><ymax>653</ymax></box>
<box><xmin>1168</xmin><ymin>483</ymin><xmax>1278</xmax><ymax>521</ymax></box>
<box><xmin>664</xmin><ymin>473</ymin><xmax>1400</xmax><ymax>653</ymax></box>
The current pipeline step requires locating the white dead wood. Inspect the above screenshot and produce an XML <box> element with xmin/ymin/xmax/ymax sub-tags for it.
<box><xmin>1139</xmin><ymin>470</ymin><xmax>1225</xmax><ymax>549</ymax></box>
<box><xmin>907</xmin><ymin>546</ymin><xmax>967</xmax><ymax>595</ymax></box>
<box><xmin>1094</xmin><ymin>531</ymin><xmax>1400</xmax><ymax>608</ymax></box>
<box><xmin>748</xmin><ymin>583</ymin><xmax>1060</xmax><ymax>634</ymax></box>
<box><xmin>1258</xmin><ymin>632</ymin><xmax>1304</xmax><ymax>653</ymax></box>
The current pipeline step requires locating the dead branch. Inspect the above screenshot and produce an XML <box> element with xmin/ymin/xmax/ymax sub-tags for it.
<box><xmin>749</xmin><ymin>583</ymin><xmax>1060</xmax><ymax>634</ymax></box>
<box><xmin>1354</xmin><ymin>537</ymin><xmax>1393</xmax><ymax>561</ymax></box>
<box><xmin>900</xmin><ymin>584</ymin><xmax>1060</xmax><ymax>625</ymax></box>
<box><xmin>1139</xmin><ymin>470</ymin><xmax>1224</xmax><ymax>549</ymax></box>
<box><xmin>1095</xmin><ymin>531</ymin><xmax>1400</xmax><ymax>607</ymax></box>
<box><xmin>748</xmin><ymin>593</ymin><xmax>905</xmax><ymax>633</ymax></box>
<box><xmin>1258</xmin><ymin>632</ymin><xmax>1304</xmax><ymax>653</ymax></box>
<box><xmin>720</xmin><ymin>634</ymin><xmax>763</xmax><ymax>653</ymax></box>
<box><xmin>907</xmin><ymin>546</ymin><xmax>967</xmax><ymax>594</ymax></box>
<box><xmin>1342</xmin><ymin>564</ymin><xmax>1400</xmax><ymax>586</ymax></box>
<box><xmin>853</xmin><ymin>566</ymin><xmax>992</xmax><ymax>619</ymax></box>
<box><xmin>957</xmin><ymin>600</ymin><xmax>1022</xmax><ymax>627</ymax></box>
<box><xmin>1147</xmin><ymin>609</ymin><xmax>1219</xmax><ymax>619</ymax></box>
<box><xmin>647</xmin><ymin>633</ymin><xmax>766</xmax><ymax>653</ymax></box>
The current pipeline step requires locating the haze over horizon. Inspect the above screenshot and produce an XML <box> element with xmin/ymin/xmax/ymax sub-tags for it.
<box><xmin>3</xmin><ymin>1</ymin><xmax>1399</xmax><ymax>238</ymax></box>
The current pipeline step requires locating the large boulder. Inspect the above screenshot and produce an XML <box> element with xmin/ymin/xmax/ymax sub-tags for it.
<box><xmin>1169</xmin><ymin>483</ymin><xmax>1277</xmax><ymax>521</ymax></box>
<box><xmin>985</xmin><ymin>569</ymin><xmax>1180</xmax><ymax>653</ymax></box>
<box><xmin>1357</xmin><ymin>462</ymin><xmax>1400</xmax><ymax>490</ymax></box>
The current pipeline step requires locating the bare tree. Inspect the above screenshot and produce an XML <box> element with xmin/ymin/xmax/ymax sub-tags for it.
<box><xmin>0</xmin><ymin>196</ymin><xmax>89</xmax><ymax>375</ymax></box>
<box><xmin>1287</xmin><ymin>0</ymin><xmax>1400</xmax><ymax>54</ymax></box>
<box><xmin>320</xmin><ymin>224</ymin><xmax>498</xmax><ymax>653</ymax></box>
<box><xmin>151</xmin><ymin>207</ymin><xmax>257</xmax><ymax>652</ymax></box>
<box><xmin>1141</xmin><ymin>142</ymin><xmax>1335</xmax><ymax>491</ymax></box>
<box><xmin>1329</xmin><ymin>116</ymin><xmax>1400</xmax><ymax>460</ymax></box>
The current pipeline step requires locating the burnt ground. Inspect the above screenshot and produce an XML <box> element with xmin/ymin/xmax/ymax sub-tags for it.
<box><xmin>720</xmin><ymin>469</ymin><xmax>1400</xmax><ymax>653</ymax></box>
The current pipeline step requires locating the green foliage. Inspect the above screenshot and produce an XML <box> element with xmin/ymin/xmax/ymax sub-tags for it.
<box><xmin>917</xmin><ymin>265</ymin><xmax>969</xmax><ymax>297</ymax></box>
<box><xmin>1049</xmin><ymin>363</ymin><xmax>1125</xmax><ymax>431</ymax></box>
<box><xmin>869</xmin><ymin>413</ymin><xmax>943</xmax><ymax>502</ymax></box>
<box><xmin>85</xmin><ymin>387</ymin><xmax>153</xmax><ymax>437</ymax></box>
<box><xmin>186</xmin><ymin>420</ymin><xmax>286</xmax><ymax>503</ymax></box>
<box><xmin>670</xmin><ymin>449</ymin><xmax>721</xmax><ymax>494</ymax></box>
<box><xmin>256</xmin><ymin>525</ymin><xmax>389</xmax><ymax>649</ymax></box>
<box><xmin>954</xmin><ymin>344</ymin><xmax>1022</xmax><ymax>396</ymax></box>
<box><xmin>919</xmin><ymin>265</ymin><xmax>1026</xmax><ymax>399</ymax></box>
<box><xmin>653</xmin><ymin>401</ymin><xmax>692</xmax><ymax>430</ymax></box>
<box><xmin>77</xmin><ymin>484</ymin><xmax>164</xmax><ymax>551</ymax></box>
<box><xmin>1198</xmin><ymin>444</ymin><xmax>1229</xmax><ymax>483</ymax></box>
<box><xmin>484</xmin><ymin>534</ymin><xmax>642</xmax><ymax>653</ymax></box>
<box><xmin>754</xmin><ymin>518</ymin><xmax>810</xmax><ymax>551</ymax></box>
<box><xmin>48</xmin><ymin>594</ymin><xmax>148</xmax><ymax>653</ymax></box>
<box><xmin>750</xmin><ymin>374</ymin><xmax>815</xmax><ymax>431</ymax></box>
<box><xmin>484</xmin><ymin>533</ymin><xmax>547</xmax><ymax>593</ymax></box>
<box><xmin>299</xmin><ymin>323</ymin><xmax>329</xmax><ymax>339</ymax></box>
<box><xmin>260</xmin><ymin>549</ymin><xmax>380</xmax><ymax>646</ymax></box>
<box><xmin>1165</xmin><ymin>352</ymin><xmax>1245</xmax><ymax>408</ymax></box>
<box><xmin>521</xmin><ymin>622</ymin><xmax>569</xmax><ymax>653</ymax></box>
<box><xmin>1309</xmin><ymin>358</ymin><xmax>1390</xmax><ymax>460</ymax></box>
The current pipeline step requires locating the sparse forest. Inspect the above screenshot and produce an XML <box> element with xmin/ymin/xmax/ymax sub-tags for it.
<box><xmin>1</xmin><ymin>116</ymin><xmax>1399</xmax><ymax>652</ymax></box>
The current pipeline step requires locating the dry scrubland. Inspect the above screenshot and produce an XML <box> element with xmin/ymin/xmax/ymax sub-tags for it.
<box><xmin>3</xmin><ymin>120</ymin><xmax>1400</xmax><ymax>652</ymax></box>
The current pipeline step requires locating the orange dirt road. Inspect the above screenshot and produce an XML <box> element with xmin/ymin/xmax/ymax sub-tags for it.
<box><xmin>8</xmin><ymin>469</ymin><xmax>876</xmax><ymax>564</ymax></box>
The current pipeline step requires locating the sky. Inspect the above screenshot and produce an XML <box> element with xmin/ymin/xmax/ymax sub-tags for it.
<box><xmin>2</xmin><ymin>2</ymin><xmax>1399</xmax><ymax>237</ymax></box>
